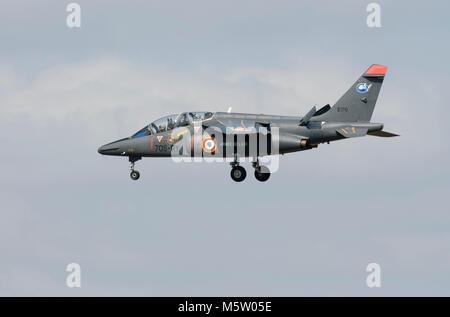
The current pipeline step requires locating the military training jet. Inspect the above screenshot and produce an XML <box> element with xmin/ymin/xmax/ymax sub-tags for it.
<box><xmin>98</xmin><ymin>64</ymin><xmax>398</xmax><ymax>182</ymax></box>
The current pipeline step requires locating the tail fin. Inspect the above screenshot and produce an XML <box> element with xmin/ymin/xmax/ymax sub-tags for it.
<box><xmin>315</xmin><ymin>64</ymin><xmax>387</xmax><ymax>122</ymax></box>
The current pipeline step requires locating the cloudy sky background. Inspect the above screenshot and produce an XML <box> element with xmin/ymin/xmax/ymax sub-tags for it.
<box><xmin>1</xmin><ymin>0</ymin><xmax>450</xmax><ymax>296</ymax></box>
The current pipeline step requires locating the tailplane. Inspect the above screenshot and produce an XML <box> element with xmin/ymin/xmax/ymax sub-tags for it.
<box><xmin>368</xmin><ymin>130</ymin><xmax>399</xmax><ymax>137</ymax></box>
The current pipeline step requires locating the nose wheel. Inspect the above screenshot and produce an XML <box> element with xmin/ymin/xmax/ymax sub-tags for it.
<box><xmin>130</xmin><ymin>170</ymin><xmax>140</xmax><ymax>180</ymax></box>
<box><xmin>129</xmin><ymin>156</ymin><xmax>142</xmax><ymax>181</ymax></box>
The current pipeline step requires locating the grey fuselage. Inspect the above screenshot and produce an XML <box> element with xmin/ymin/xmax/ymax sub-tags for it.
<box><xmin>97</xmin><ymin>111</ymin><xmax>384</xmax><ymax>159</ymax></box>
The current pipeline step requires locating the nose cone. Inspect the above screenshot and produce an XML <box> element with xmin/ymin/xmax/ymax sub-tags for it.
<box><xmin>98</xmin><ymin>138</ymin><xmax>129</xmax><ymax>156</ymax></box>
<box><xmin>98</xmin><ymin>144</ymin><xmax>117</xmax><ymax>155</ymax></box>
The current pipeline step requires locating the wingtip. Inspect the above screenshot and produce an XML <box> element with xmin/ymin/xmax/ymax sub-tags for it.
<box><xmin>367</xmin><ymin>130</ymin><xmax>399</xmax><ymax>137</ymax></box>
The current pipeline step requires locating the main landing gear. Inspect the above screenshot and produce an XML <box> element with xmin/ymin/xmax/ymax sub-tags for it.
<box><xmin>229</xmin><ymin>157</ymin><xmax>271</xmax><ymax>182</ymax></box>
<box><xmin>230</xmin><ymin>166</ymin><xmax>246</xmax><ymax>182</ymax></box>
<box><xmin>252</xmin><ymin>159</ymin><xmax>270</xmax><ymax>182</ymax></box>
<box><xmin>129</xmin><ymin>156</ymin><xmax>141</xmax><ymax>180</ymax></box>
<box><xmin>230</xmin><ymin>155</ymin><xmax>246</xmax><ymax>182</ymax></box>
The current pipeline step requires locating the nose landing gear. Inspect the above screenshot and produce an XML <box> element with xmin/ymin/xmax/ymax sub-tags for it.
<box><xmin>129</xmin><ymin>156</ymin><xmax>142</xmax><ymax>181</ymax></box>
<box><xmin>130</xmin><ymin>169</ymin><xmax>140</xmax><ymax>180</ymax></box>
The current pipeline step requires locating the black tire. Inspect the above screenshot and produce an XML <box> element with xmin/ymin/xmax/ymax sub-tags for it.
<box><xmin>230</xmin><ymin>166</ymin><xmax>246</xmax><ymax>182</ymax></box>
<box><xmin>130</xmin><ymin>170</ymin><xmax>140</xmax><ymax>180</ymax></box>
<box><xmin>254</xmin><ymin>168</ymin><xmax>270</xmax><ymax>182</ymax></box>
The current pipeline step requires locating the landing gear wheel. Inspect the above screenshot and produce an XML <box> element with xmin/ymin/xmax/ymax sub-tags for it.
<box><xmin>130</xmin><ymin>170</ymin><xmax>140</xmax><ymax>180</ymax></box>
<box><xmin>230</xmin><ymin>166</ymin><xmax>246</xmax><ymax>182</ymax></box>
<box><xmin>254</xmin><ymin>167</ymin><xmax>270</xmax><ymax>182</ymax></box>
<box><xmin>129</xmin><ymin>156</ymin><xmax>142</xmax><ymax>181</ymax></box>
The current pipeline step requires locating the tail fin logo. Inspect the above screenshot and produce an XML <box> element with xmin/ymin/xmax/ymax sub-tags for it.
<box><xmin>356</xmin><ymin>82</ymin><xmax>372</xmax><ymax>94</ymax></box>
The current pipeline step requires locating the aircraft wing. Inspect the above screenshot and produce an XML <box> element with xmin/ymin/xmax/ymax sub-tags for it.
<box><xmin>202</xmin><ymin>118</ymin><xmax>259</xmax><ymax>134</ymax></box>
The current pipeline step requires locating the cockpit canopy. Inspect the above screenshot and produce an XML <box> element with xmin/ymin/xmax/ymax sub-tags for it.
<box><xmin>132</xmin><ymin>111</ymin><xmax>214</xmax><ymax>138</ymax></box>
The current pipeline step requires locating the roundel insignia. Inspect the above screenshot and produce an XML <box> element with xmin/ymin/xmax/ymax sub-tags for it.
<box><xmin>202</xmin><ymin>137</ymin><xmax>216</xmax><ymax>153</ymax></box>
<box><xmin>356</xmin><ymin>82</ymin><xmax>370</xmax><ymax>94</ymax></box>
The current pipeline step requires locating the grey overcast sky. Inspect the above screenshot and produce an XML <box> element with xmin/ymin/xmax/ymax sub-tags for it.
<box><xmin>1</xmin><ymin>0</ymin><xmax>450</xmax><ymax>296</ymax></box>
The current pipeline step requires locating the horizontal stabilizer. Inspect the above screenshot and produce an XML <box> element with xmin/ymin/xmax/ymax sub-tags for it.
<box><xmin>367</xmin><ymin>130</ymin><xmax>399</xmax><ymax>137</ymax></box>
<box><xmin>336</xmin><ymin>127</ymin><xmax>368</xmax><ymax>138</ymax></box>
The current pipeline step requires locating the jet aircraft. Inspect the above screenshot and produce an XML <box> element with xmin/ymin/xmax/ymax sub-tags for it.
<box><xmin>98</xmin><ymin>64</ymin><xmax>398</xmax><ymax>182</ymax></box>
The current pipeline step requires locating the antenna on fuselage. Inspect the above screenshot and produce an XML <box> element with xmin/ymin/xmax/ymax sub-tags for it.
<box><xmin>227</xmin><ymin>107</ymin><xmax>232</xmax><ymax>113</ymax></box>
